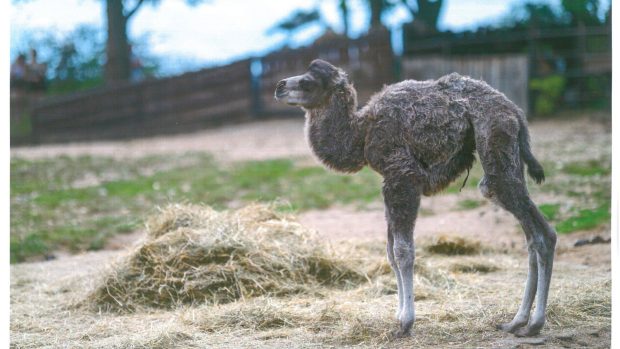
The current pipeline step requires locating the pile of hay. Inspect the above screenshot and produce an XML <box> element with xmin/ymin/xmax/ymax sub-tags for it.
<box><xmin>426</xmin><ymin>235</ymin><xmax>481</xmax><ymax>255</ymax></box>
<box><xmin>86</xmin><ymin>203</ymin><xmax>366</xmax><ymax>312</ymax></box>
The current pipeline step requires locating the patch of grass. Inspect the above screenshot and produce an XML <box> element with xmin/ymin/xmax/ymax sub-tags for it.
<box><xmin>539</xmin><ymin>203</ymin><xmax>561</xmax><ymax>220</ymax></box>
<box><xmin>11</xmin><ymin>155</ymin><xmax>383</xmax><ymax>262</ymax></box>
<box><xmin>457</xmin><ymin>199</ymin><xmax>484</xmax><ymax>210</ymax></box>
<box><xmin>562</xmin><ymin>159</ymin><xmax>611</xmax><ymax>177</ymax></box>
<box><xmin>230</xmin><ymin>160</ymin><xmax>381</xmax><ymax>210</ymax></box>
<box><xmin>555</xmin><ymin>203</ymin><xmax>611</xmax><ymax>234</ymax></box>
<box><xmin>10</xmin><ymin>234</ymin><xmax>48</xmax><ymax>264</ymax></box>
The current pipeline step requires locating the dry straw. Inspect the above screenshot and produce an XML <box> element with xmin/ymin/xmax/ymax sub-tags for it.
<box><xmin>85</xmin><ymin>203</ymin><xmax>367</xmax><ymax>312</ymax></box>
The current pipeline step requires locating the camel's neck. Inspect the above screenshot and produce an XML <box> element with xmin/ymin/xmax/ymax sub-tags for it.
<box><xmin>305</xmin><ymin>84</ymin><xmax>366</xmax><ymax>173</ymax></box>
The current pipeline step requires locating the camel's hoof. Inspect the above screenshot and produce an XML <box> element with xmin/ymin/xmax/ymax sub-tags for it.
<box><xmin>391</xmin><ymin>328</ymin><xmax>412</xmax><ymax>339</ymax></box>
<box><xmin>513</xmin><ymin>325</ymin><xmax>542</xmax><ymax>337</ymax></box>
<box><xmin>496</xmin><ymin>321</ymin><xmax>527</xmax><ymax>333</ymax></box>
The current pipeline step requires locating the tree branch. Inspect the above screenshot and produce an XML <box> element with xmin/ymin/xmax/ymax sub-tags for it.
<box><xmin>124</xmin><ymin>0</ymin><xmax>146</xmax><ymax>20</ymax></box>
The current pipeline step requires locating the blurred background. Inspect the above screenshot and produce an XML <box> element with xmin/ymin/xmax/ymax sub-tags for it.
<box><xmin>9</xmin><ymin>0</ymin><xmax>612</xmax><ymax>265</ymax></box>
<box><xmin>10</xmin><ymin>0</ymin><xmax>611</xmax><ymax>144</ymax></box>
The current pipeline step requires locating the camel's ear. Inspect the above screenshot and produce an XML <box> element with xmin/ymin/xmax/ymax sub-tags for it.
<box><xmin>308</xmin><ymin>59</ymin><xmax>345</xmax><ymax>86</ymax></box>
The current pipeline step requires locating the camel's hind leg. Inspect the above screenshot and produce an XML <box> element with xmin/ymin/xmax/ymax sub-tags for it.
<box><xmin>475</xmin><ymin>117</ymin><xmax>556</xmax><ymax>336</ymax></box>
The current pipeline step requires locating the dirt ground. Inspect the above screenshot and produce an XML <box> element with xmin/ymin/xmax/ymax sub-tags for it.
<box><xmin>10</xmin><ymin>116</ymin><xmax>612</xmax><ymax>348</ymax></box>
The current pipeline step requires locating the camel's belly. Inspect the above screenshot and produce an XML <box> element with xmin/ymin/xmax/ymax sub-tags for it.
<box><xmin>408</xmin><ymin>115</ymin><xmax>470</xmax><ymax>167</ymax></box>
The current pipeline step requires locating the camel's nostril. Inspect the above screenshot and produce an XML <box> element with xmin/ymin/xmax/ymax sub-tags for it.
<box><xmin>275</xmin><ymin>80</ymin><xmax>288</xmax><ymax>100</ymax></box>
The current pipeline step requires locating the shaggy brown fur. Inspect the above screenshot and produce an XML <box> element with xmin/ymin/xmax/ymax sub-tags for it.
<box><xmin>275</xmin><ymin>59</ymin><xmax>556</xmax><ymax>338</ymax></box>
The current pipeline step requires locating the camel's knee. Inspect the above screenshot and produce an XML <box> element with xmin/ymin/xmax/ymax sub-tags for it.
<box><xmin>479</xmin><ymin>176</ymin><xmax>530</xmax><ymax>214</ymax></box>
<box><xmin>393</xmin><ymin>238</ymin><xmax>414</xmax><ymax>269</ymax></box>
<box><xmin>530</xmin><ymin>232</ymin><xmax>556</xmax><ymax>260</ymax></box>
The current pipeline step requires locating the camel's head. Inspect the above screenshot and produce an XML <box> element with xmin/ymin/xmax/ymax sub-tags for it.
<box><xmin>274</xmin><ymin>59</ymin><xmax>347</xmax><ymax>109</ymax></box>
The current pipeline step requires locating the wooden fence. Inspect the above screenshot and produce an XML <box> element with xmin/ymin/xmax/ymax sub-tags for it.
<box><xmin>402</xmin><ymin>54</ymin><xmax>529</xmax><ymax>110</ymax></box>
<box><xmin>29</xmin><ymin>29</ymin><xmax>393</xmax><ymax>143</ymax></box>
<box><xmin>403</xmin><ymin>25</ymin><xmax>611</xmax><ymax>109</ymax></box>
<box><xmin>31</xmin><ymin>59</ymin><xmax>253</xmax><ymax>143</ymax></box>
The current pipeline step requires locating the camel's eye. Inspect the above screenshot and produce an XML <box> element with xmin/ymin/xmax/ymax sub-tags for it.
<box><xmin>299</xmin><ymin>79</ymin><xmax>317</xmax><ymax>91</ymax></box>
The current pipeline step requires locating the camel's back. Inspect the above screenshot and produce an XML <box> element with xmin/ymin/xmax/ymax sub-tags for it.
<box><xmin>363</xmin><ymin>73</ymin><xmax>485</xmax><ymax>168</ymax></box>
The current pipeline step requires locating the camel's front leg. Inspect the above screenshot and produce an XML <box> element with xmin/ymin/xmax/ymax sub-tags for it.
<box><xmin>383</xmin><ymin>178</ymin><xmax>420</xmax><ymax>337</ymax></box>
<box><xmin>386</xmin><ymin>230</ymin><xmax>404</xmax><ymax>320</ymax></box>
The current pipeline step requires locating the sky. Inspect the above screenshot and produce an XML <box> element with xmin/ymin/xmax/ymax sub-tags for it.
<box><xmin>10</xmin><ymin>0</ymin><xmax>610</xmax><ymax>75</ymax></box>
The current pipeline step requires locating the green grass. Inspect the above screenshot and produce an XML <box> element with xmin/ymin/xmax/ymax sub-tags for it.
<box><xmin>562</xmin><ymin>159</ymin><xmax>611</xmax><ymax>177</ymax></box>
<box><xmin>10</xmin><ymin>148</ymin><xmax>612</xmax><ymax>263</ymax></box>
<box><xmin>536</xmin><ymin>200</ymin><xmax>610</xmax><ymax>235</ymax></box>
<box><xmin>539</xmin><ymin>203</ymin><xmax>561</xmax><ymax>220</ymax></box>
<box><xmin>10</xmin><ymin>155</ymin><xmax>382</xmax><ymax>263</ymax></box>
<box><xmin>555</xmin><ymin>203</ymin><xmax>611</xmax><ymax>234</ymax></box>
<box><xmin>457</xmin><ymin>199</ymin><xmax>485</xmax><ymax>210</ymax></box>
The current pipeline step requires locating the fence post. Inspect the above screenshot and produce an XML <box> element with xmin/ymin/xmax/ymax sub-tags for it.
<box><xmin>250</xmin><ymin>58</ymin><xmax>263</xmax><ymax>118</ymax></box>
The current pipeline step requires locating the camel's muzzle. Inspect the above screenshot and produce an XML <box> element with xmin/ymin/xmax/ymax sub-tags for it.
<box><xmin>274</xmin><ymin>80</ymin><xmax>288</xmax><ymax>100</ymax></box>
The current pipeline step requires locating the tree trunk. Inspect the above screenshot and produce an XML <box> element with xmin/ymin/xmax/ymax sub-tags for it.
<box><xmin>339</xmin><ymin>0</ymin><xmax>349</xmax><ymax>37</ymax></box>
<box><xmin>413</xmin><ymin>0</ymin><xmax>443</xmax><ymax>34</ymax></box>
<box><xmin>105</xmin><ymin>0</ymin><xmax>130</xmax><ymax>83</ymax></box>
<box><xmin>369</xmin><ymin>0</ymin><xmax>383</xmax><ymax>30</ymax></box>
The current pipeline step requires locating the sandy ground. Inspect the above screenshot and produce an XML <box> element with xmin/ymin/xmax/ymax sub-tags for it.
<box><xmin>10</xmin><ymin>116</ymin><xmax>612</xmax><ymax>348</ymax></box>
<box><xmin>10</xmin><ymin>116</ymin><xmax>611</xmax><ymax>164</ymax></box>
<box><xmin>11</xmin><ymin>119</ymin><xmax>311</xmax><ymax>162</ymax></box>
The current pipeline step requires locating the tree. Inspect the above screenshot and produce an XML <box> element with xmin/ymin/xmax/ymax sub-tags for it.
<box><xmin>362</xmin><ymin>0</ymin><xmax>443</xmax><ymax>34</ymax></box>
<box><xmin>339</xmin><ymin>0</ymin><xmax>350</xmax><ymax>37</ymax></box>
<box><xmin>400</xmin><ymin>0</ymin><xmax>443</xmax><ymax>34</ymax></box>
<box><xmin>561</xmin><ymin>0</ymin><xmax>603</xmax><ymax>26</ymax></box>
<box><xmin>104</xmin><ymin>0</ymin><xmax>203</xmax><ymax>84</ymax></box>
<box><xmin>267</xmin><ymin>8</ymin><xmax>324</xmax><ymax>46</ymax></box>
<box><xmin>366</xmin><ymin>0</ymin><xmax>394</xmax><ymax>31</ymax></box>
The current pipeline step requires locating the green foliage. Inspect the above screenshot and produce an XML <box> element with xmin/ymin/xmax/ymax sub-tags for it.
<box><xmin>561</xmin><ymin>0</ymin><xmax>602</xmax><ymax>25</ymax></box>
<box><xmin>12</xmin><ymin>24</ymin><xmax>161</xmax><ymax>96</ymax></box>
<box><xmin>584</xmin><ymin>75</ymin><xmax>611</xmax><ymax>110</ymax></box>
<box><xmin>530</xmin><ymin>75</ymin><xmax>566</xmax><ymax>115</ymax></box>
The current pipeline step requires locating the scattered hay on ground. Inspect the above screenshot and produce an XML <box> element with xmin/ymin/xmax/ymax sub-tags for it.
<box><xmin>84</xmin><ymin>203</ymin><xmax>367</xmax><ymax>312</ymax></box>
<box><xmin>547</xmin><ymin>279</ymin><xmax>611</xmax><ymax>327</ymax></box>
<box><xmin>425</xmin><ymin>235</ymin><xmax>482</xmax><ymax>255</ymax></box>
<box><xmin>184</xmin><ymin>292</ymin><xmax>394</xmax><ymax>346</ymax></box>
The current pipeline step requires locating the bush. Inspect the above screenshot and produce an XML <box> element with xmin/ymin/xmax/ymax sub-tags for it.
<box><xmin>530</xmin><ymin>75</ymin><xmax>566</xmax><ymax>115</ymax></box>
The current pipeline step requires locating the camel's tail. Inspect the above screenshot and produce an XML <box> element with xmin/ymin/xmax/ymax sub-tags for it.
<box><xmin>517</xmin><ymin>115</ymin><xmax>545</xmax><ymax>184</ymax></box>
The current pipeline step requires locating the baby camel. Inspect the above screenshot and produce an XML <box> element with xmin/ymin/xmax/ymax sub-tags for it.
<box><xmin>274</xmin><ymin>59</ymin><xmax>556</xmax><ymax>338</ymax></box>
